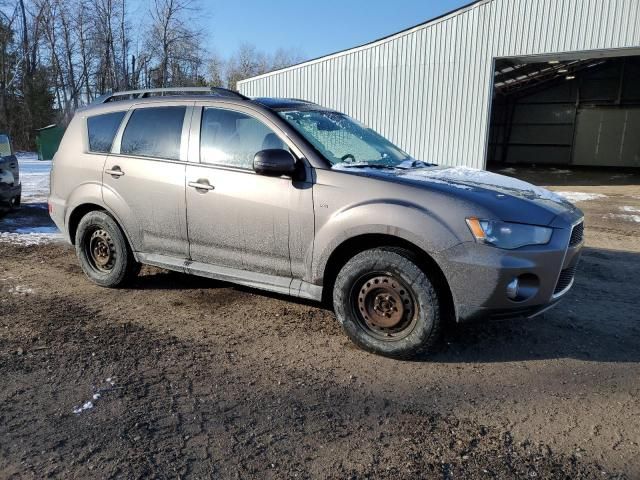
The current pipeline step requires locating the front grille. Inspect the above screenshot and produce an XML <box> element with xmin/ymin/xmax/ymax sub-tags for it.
<box><xmin>569</xmin><ymin>221</ymin><xmax>584</xmax><ymax>246</ymax></box>
<box><xmin>554</xmin><ymin>265</ymin><xmax>577</xmax><ymax>295</ymax></box>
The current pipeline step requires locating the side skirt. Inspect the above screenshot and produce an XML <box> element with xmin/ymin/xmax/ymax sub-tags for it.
<box><xmin>136</xmin><ymin>252</ymin><xmax>323</xmax><ymax>301</ymax></box>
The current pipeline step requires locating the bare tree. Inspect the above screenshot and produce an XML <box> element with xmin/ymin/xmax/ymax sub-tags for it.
<box><xmin>225</xmin><ymin>43</ymin><xmax>267</xmax><ymax>90</ymax></box>
<box><xmin>1</xmin><ymin>0</ymin><xmax>53</xmax><ymax>148</ymax></box>
<box><xmin>75</xmin><ymin>0</ymin><xmax>93</xmax><ymax>102</ymax></box>
<box><xmin>206</xmin><ymin>50</ymin><xmax>224</xmax><ymax>87</ymax></box>
<box><xmin>225</xmin><ymin>44</ymin><xmax>303</xmax><ymax>90</ymax></box>
<box><xmin>0</xmin><ymin>0</ymin><xmax>306</xmax><ymax>148</ymax></box>
<box><xmin>270</xmin><ymin>47</ymin><xmax>303</xmax><ymax>71</ymax></box>
<box><xmin>146</xmin><ymin>0</ymin><xmax>202</xmax><ymax>87</ymax></box>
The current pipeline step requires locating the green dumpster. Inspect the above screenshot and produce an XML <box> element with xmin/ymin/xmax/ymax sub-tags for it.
<box><xmin>35</xmin><ymin>124</ymin><xmax>65</xmax><ymax>160</ymax></box>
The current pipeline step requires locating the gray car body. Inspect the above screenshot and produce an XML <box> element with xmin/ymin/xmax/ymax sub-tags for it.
<box><xmin>49</xmin><ymin>96</ymin><xmax>584</xmax><ymax>322</ymax></box>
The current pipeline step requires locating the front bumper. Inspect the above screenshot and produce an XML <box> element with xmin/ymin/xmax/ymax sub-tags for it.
<box><xmin>436</xmin><ymin>221</ymin><xmax>583</xmax><ymax>323</ymax></box>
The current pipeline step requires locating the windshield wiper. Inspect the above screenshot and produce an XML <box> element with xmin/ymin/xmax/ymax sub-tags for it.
<box><xmin>338</xmin><ymin>163</ymin><xmax>397</xmax><ymax>169</ymax></box>
<box><xmin>396</xmin><ymin>159</ymin><xmax>438</xmax><ymax>169</ymax></box>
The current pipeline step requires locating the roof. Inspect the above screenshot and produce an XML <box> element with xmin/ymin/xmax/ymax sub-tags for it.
<box><xmin>77</xmin><ymin>91</ymin><xmax>328</xmax><ymax>115</ymax></box>
<box><xmin>238</xmin><ymin>0</ymin><xmax>487</xmax><ymax>85</ymax></box>
<box><xmin>253</xmin><ymin>97</ymin><xmax>323</xmax><ymax>110</ymax></box>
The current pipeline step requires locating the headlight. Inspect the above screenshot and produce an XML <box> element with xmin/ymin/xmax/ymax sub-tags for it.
<box><xmin>466</xmin><ymin>217</ymin><xmax>552</xmax><ymax>249</ymax></box>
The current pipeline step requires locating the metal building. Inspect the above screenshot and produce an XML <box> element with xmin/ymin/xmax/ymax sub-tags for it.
<box><xmin>238</xmin><ymin>0</ymin><xmax>640</xmax><ymax>169</ymax></box>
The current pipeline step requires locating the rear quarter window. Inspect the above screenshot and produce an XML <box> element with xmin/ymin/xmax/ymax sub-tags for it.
<box><xmin>87</xmin><ymin>111</ymin><xmax>126</xmax><ymax>153</ymax></box>
<box><xmin>120</xmin><ymin>106</ymin><xmax>186</xmax><ymax>160</ymax></box>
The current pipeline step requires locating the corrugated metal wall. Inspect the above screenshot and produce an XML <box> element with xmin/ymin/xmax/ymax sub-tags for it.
<box><xmin>238</xmin><ymin>0</ymin><xmax>640</xmax><ymax>169</ymax></box>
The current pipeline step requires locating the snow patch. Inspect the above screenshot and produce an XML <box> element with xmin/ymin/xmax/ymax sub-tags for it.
<box><xmin>73</xmin><ymin>401</ymin><xmax>94</xmax><ymax>414</ymax></box>
<box><xmin>606</xmin><ymin>213</ymin><xmax>640</xmax><ymax>223</ymax></box>
<box><xmin>0</xmin><ymin>231</ymin><xmax>63</xmax><ymax>246</ymax></box>
<box><xmin>402</xmin><ymin>167</ymin><xmax>562</xmax><ymax>200</ymax></box>
<box><xmin>399</xmin><ymin>169</ymin><xmax>473</xmax><ymax>190</ymax></box>
<box><xmin>554</xmin><ymin>192</ymin><xmax>607</xmax><ymax>203</ymax></box>
<box><xmin>620</xmin><ymin>206</ymin><xmax>640</xmax><ymax>213</ymax></box>
<box><xmin>333</xmin><ymin>164</ymin><xmax>566</xmax><ymax>200</ymax></box>
<box><xmin>17</xmin><ymin>156</ymin><xmax>52</xmax><ymax>204</ymax></box>
<box><xmin>498</xmin><ymin>167</ymin><xmax>517</xmax><ymax>174</ymax></box>
<box><xmin>14</xmin><ymin>151</ymin><xmax>39</xmax><ymax>161</ymax></box>
<box><xmin>9</xmin><ymin>285</ymin><xmax>34</xmax><ymax>295</ymax></box>
<box><xmin>72</xmin><ymin>378</ymin><xmax>117</xmax><ymax>414</ymax></box>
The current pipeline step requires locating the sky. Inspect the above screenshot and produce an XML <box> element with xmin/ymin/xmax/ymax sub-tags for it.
<box><xmin>191</xmin><ymin>0</ymin><xmax>472</xmax><ymax>60</ymax></box>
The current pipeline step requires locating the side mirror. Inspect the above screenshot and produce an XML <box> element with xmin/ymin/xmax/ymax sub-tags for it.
<box><xmin>253</xmin><ymin>149</ymin><xmax>296</xmax><ymax>176</ymax></box>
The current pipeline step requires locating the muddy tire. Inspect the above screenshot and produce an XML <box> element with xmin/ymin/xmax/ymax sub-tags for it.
<box><xmin>333</xmin><ymin>248</ymin><xmax>442</xmax><ymax>358</ymax></box>
<box><xmin>75</xmin><ymin>210</ymin><xmax>140</xmax><ymax>288</ymax></box>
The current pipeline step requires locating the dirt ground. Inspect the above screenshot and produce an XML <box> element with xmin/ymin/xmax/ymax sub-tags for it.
<box><xmin>1</xmin><ymin>167</ymin><xmax>639</xmax><ymax>479</ymax></box>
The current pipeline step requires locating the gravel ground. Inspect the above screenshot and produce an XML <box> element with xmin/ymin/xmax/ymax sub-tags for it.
<box><xmin>0</xmin><ymin>166</ymin><xmax>638</xmax><ymax>479</ymax></box>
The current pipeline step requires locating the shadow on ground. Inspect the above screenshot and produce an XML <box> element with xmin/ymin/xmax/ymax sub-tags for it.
<box><xmin>0</xmin><ymin>202</ymin><xmax>56</xmax><ymax>232</ymax></box>
<box><xmin>128</xmin><ymin>245</ymin><xmax>640</xmax><ymax>365</ymax></box>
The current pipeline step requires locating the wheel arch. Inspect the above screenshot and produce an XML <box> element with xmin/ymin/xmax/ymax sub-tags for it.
<box><xmin>321</xmin><ymin>233</ymin><xmax>456</xmax><ymax>323</ymax></box>
<box><xmin>67</xmin><ymin>203</ymin><xmax>136</xmax><ymax>258</ymax></box>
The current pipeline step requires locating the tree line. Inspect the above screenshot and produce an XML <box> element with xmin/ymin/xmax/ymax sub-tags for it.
<box><xmin>0</xmin><ymin>0</ymin><xmax>302</xmax><ymax>150</ymax></box>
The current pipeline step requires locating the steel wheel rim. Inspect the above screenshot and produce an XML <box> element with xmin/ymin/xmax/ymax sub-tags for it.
<box><xmin>351</xmin><ymin>272</ymin><xmax>418</xmax><ymax>341</ymax></box>
<box><xmin>86</xmin><ymin>228</ymin><xmax>116</xmax><ymax>272</ymax></box>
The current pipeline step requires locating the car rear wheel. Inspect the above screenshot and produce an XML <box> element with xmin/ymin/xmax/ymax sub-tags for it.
<box><xmin>75</xmin><ymin>211</ymin><xmax>140</xmax><ymax>287</ymax></box>
<box><xmin>333</xmin><ymin>247</ymin><xmax>442</xmax><ymax>358</ymax></box>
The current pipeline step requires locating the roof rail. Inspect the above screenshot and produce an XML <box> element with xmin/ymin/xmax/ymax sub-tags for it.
<box><xmin>94</xmin><ymin>87</ymin><xmax>249</xmax><ymax>104</ymax></box>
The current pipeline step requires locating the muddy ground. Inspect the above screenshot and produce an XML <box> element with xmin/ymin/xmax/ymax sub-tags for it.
<box><xmin>1</xmin><ymin>167</ymin><xmax>639</xmax><ymax>479</ymax></box>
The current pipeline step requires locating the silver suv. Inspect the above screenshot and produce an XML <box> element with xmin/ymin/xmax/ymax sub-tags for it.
<box><xmin>49</xmin><ymin>87</ymin><xmax>584</xmax><ymax>358</ymax></box>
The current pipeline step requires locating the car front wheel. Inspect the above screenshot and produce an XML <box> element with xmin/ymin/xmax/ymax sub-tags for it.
<box><xmin>333</xmin><ymin>247</ymin><xmax>443</xmax><ymax>358</ymax></box>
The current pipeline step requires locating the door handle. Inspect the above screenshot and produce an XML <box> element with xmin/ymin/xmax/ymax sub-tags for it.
<box><xmin>188</xmin><ymin>179</ymin><xmax>215</xmax><ymax>191</ymax></box>
<box><xmin>105</xmin><ymin>166</ymin><xmax>125</xmax><ymax>177</ymax></box>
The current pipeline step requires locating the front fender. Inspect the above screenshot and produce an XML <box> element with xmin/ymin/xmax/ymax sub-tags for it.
<box><xmin>310</xmin><ymin>200</ymin><xmax>463</xmax><ymax>284</ymax></box>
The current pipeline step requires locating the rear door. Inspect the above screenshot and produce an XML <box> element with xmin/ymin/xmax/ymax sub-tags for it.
<box><xmin>102</xmin><ymin>102</ymin><xmax>191</xmax><ymax>258</ymax></box>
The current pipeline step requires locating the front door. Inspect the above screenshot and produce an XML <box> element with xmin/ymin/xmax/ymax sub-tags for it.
<box><xmin>185</xmin><ymin>106</ymin><xmax>296</xmax><ymax>277</ymax></box>
<box><xmin>102</xmin><ymin>103</ymin><xmax>191</xmax><ymax>258</ymax></box>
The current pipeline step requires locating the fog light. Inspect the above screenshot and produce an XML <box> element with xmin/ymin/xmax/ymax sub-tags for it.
<box><xmin>506</xmin><ymin>278</ymin><xmax>519</xmax><ymax>300</ymax></box>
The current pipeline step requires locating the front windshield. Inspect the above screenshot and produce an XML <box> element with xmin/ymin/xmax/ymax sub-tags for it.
<box><xmin>278</xmin><ymin>110</ymin><xmax>411</xmax><ymax>167</ymax></box>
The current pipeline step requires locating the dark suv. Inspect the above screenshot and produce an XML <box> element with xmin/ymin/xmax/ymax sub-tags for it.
<box><xmin>0</xmin><ymin>134</ymin><xmax>21</xmax><ymax>212</ymax></box>
<box><xmin>49</xmin><ymin>87</ymin><xmax>584</xmax><ymax>358</ymax></box>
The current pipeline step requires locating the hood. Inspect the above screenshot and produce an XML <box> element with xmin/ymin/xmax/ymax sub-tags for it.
<box><xmin>332</xmin><ymin>164</ymin><xmax>582</xmax><ymax>226</ymax></box>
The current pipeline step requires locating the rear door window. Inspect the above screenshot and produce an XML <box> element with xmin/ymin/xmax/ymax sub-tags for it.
<box><xmin>87</xmin><ymin>111</ymin><xmax>126</xmax><ymax>153</ymax></box>
<box><xmin>121</xmin><ymin>106</ymin><xmax>186</xmax><ymax>160</ymax></box>
<box><xmin>0</xmin><ymin>134</ymin><xmax>12</xmax><ymax>157</ymax></box>
<box><xmin>200</xmin><ymin>108</ymin><xmax>286</xmax><ymax>169</ymax></box>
